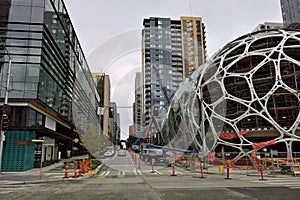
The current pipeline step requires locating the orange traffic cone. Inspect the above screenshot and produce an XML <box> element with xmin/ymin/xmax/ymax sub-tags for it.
<box><xmin>89</xmin><ymin>159</ymin><xmax>93</xmax><ymax>170</ymax></box>
<box><xmin>79</xmin><ymin>160</ymin><xmax>83</xmax><ymax>176</ymax></box>
<box><xmin>64</xmin><ymin>162</ymin><xmax>69</xmax><ymax>178</ymax></box>
<box><xmin>73</xmin><ymin>161</ymin><xmax>79</xmax><ymax>178</ymax></box>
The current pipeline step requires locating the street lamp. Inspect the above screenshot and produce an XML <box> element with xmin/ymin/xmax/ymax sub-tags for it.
<box><xmin>0</xmin><ymin>37</ymin><xmax>12</xmax><ymax>174</ymax></box>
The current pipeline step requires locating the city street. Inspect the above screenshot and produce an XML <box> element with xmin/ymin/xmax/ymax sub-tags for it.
<box><xmin>1</xmin><ymin>151</ymin><xmax>300</xmax><ymax>199</ymax></box>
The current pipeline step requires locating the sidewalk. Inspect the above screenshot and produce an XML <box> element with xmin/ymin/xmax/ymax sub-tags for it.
<box><xmin>0</xmin><ymin>155</ymin><xmax>95</xmax><ymax>186</ymax></box>
<box><xmin>182</xmin><ymin>162</ymin><xmax>295</xmax><ymax>179</ymax></box>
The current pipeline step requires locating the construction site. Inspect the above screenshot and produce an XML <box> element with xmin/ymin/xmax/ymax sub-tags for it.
<box><xmin>134</xmin><ymin>29</ymin><xmax>300</xmax><ymax>171</ymax></box>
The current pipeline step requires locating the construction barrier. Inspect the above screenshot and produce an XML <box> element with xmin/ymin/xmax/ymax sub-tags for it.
<box><xmin>224</xmin><ymin>160</ymin><xmax>231</xmax><ymax>180</ymax></box>
<box><xmin>64</xmin><ymin>162</ymin><xmax>69</xmax><ymax>178</ymax></box>
<box><xmin>79</xmin><ymin>160</ymin><xmax>82</xmax><ymax>176</ymax></box>
<box><xmin>138</xmin><ymin>156</ymin><xmax>141</xmax><ymax>169</ymax></box>
<box><xmin>199</xmin><ymin>161</ymin><xmax>205</xmax><ymax>178</ymax></box>
<box><xmin>151</xmin><ymin>159</ymin><xmax>155</xmax><ymax>173</ymax></box>
<box><xmin>83</xmin><ymin>159</ymin><xmax>88</xmax><ymax>173</ymax></box>
<box><xmin>73</xmin><ymin>161</ymin><xmax>79</xmax><ymax>178</ymax></box>
<box><xmin>171</xmin><ymin>163</ymin><xmax>177</xmax><ymax>176</ymax></box>
<box><xmin>89</xmin><ymin>159</ymin><xmax>93</xmax><ymax>170</ymax></box>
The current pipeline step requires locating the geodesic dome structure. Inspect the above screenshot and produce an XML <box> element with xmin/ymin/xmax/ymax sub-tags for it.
<box><xmin>161</xmin><ymin>29</ymin><xmax>300</xmax><ymax>160</ymax></box>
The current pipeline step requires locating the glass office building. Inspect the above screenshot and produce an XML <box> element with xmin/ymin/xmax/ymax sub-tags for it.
<box><xmin>0</xmin><ymin>0</ymin><xmax>100</xmax><ymax>171</ymax></box>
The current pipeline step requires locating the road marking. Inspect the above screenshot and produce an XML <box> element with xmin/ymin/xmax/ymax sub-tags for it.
<box><xmin>0</xmin><ymin>191</ymin><xmax>12</xmax><ymax>194</ymax></box>
<box><xmin>290</xmin><ymin>186</ymin><xmax>300</xmax><ymax>189</ymax></box>
<box><xmin>168</xmin><ymin>170</ymin><xmax>182</xmax><ymax>175</ymax></box>
<box><xmin>137</xmin><ymin>169</ymin><xmax>142</xmax><ymax>175</ymax></box>
<box><xmin>266</xmin><ymin>182</ymin><xmax>300</xmax><ymax>185</ymax></box>
<box><xmin>99</xmin><ymin>171</ymin><xmax>106</xmax><ymax>176</ymax></box>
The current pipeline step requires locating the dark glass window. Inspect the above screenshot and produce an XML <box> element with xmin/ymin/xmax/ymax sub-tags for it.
<box><xmin>11</xmin><ymin>64</ymin><xmax>26</xmax><ymax>82</ymax></box>
<box><xmin>31</xmin><ymin>7</ymin><xmax>44</xmax><ymax>23</ymax></box>
<box><xmin>32</xmin><ymin>0</ymin><xmax>45</xmax><ymax>7</ymax></box>
<box><xmin>11</xmin><ymin>0</ymin><xmax>31</xmax><ymax>6</ymax></box>
<box><xmin>9</xmin><ymin>6</ymin><xmax>31</xmax><ymax>22</ymax></box>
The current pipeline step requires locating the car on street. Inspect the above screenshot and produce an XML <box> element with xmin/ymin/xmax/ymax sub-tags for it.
<box><xmin>140</xmin><ymin>149</ymin><xmax>170</xmax><ymax>165</ymax></box>
<box><xmin>104</xmin><ymin>151</ymin><xmax>113</xmax><ymax>157</ymax></box>
<box><xmin>118</xmin><ymin>149</ymin><xmax>126</xmax><ymax>156</ymax></box>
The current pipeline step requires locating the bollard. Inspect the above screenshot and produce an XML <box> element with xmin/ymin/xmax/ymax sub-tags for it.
<box><xmin>171</xmin><ymin>163</ymin><xmax>177</xmax><ymax>176</ymax></box>
<box><xmin>64</xmin><ymin>162</ymin><xmax>69</xmax><ymax>178</ymax></box>
<box><xmin>73</xmin><ymin>161</ymin><xmax>79</xmax><ymax>178</ymax></box>
<box><xmin>259</xmin><ymin>165</ymin><xmax>266</xmax><ymax>181</ymax></box>
<box><xmin>224</xmin><ymin>160</ymin><xmax>231</xmax><ymax>180</ymax></box>
<box><xmin>151</xmin><ymin>159</ymin><xmax>155</xmax><ymax>173</ymax></box>
<box><xmin>199</xmin><ymin>161</ymin><xmax>205</xmax><ymax>178</ymax></box>
<box><xmin>79</xmin><ymin>160</ymin><xmax>83</xmax><ymax>176</ymax></box>
<box><xmin>138</xmin><ymin>157</ymin><xmax>141</xmax><ymax>169</ymax></box>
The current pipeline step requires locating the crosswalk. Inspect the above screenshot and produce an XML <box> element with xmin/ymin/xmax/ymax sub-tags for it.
<box><xmin>252</xmin><ymin>178</ymin><xmax>300</xmax><ymax>189</ymax></box>
<box><xmin>96</xmin><ymin>166</ymin><xmax>191</xmax><ymax>178</ymax></box>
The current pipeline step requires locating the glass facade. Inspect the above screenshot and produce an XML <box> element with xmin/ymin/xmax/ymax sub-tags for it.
<box><xmin>280</xmin><ymin>0</ymin><xmax>300</xmax><ymax>28</ymax></box>
<box><xmin>142</xmin><ymin>16</ymin><xmax>206</xmax><ymax>126</ymax></box>
<box><xmin>0</xmin><ymin>0</ymin><xmax>101</xmax><ymax>163</ymax></box>
<box><xmin>142</xmin><ymin>17</ymin><xmax>183</xmax><ymax>125</ymax></box>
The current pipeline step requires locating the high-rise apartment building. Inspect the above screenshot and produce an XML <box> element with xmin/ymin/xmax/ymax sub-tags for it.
<box><xmin>134</xmin><ymin>72</ymin><xmax>143</xmax><ymax>137</ymax></box>
<box><xmin>280</xmin><ymin>0</ymin><xmax>300</xmax><ymax>28</ymax></box>
<box><xmin>181</xmin><ymin>16</ymin><xmax>206</xmax><ymax>79</ymax></box>
<box><xmin>142</xmin><ymin>16</ymin><xmax>206</xmax><ymax>126</ymax></box>
<box><xmin>0</xmin><ymin>0</ymin><xmax>101</xmax><ymax>171</ymax></box>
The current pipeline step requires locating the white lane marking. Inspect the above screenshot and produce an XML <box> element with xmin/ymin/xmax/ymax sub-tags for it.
<box><xmin>168</xmin><ymin>170</ymin><xmax>182</xmax><ymax>174</ymax></box>
<box><xmin>100</xmin><ymin>171</ymin><xmax>106</xmax><ymax>176</ymax></box>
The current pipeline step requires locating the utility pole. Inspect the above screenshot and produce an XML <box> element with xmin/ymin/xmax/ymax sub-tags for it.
<box><xmin>0</xmin><ymin>38</ymin><xmax>12</xmax><ymax>174</ymax></box>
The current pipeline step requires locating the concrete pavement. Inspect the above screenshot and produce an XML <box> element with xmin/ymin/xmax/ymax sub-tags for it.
<box><xmin>0</xmin><ymin>155</ymin><xmax>97</xmax><ymax>185</ymax></box>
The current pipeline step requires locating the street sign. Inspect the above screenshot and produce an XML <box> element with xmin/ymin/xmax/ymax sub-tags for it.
<box><xmin>32</xmin><ymin>139</ymin><xmax>44</xmax><ymax>143</ymax></box>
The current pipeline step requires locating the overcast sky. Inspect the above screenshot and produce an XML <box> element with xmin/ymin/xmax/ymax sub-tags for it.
<box><xmin>64</xmin><ymin>0</ymin><xmax>283</xmax><ymax>139</ymax></box>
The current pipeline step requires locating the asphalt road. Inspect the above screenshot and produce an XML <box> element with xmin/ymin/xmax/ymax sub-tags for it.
<box><xmin>1</xmin><ymin>175</ymin><xmax>300</xmax><ymax>200</ymax></box>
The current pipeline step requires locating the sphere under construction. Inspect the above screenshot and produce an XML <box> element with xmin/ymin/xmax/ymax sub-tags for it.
<box><xmin>161</xmin><ymin>29</ymin><xmax>300</xmax><ymax>161</ymax></box>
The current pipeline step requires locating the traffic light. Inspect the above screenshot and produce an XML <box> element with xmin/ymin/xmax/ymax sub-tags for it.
<box><xmin>109</xmin><ymin>107</ymin><xmax>114</xmax><ymax>118</ymax></box>
<box><xmin>1</xmin><ymin>114</ymin><xmax>9</xmax><ymax>131</ymax></box>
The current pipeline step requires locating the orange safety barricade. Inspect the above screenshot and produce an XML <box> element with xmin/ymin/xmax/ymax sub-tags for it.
<box><xmin>64</xmin><ymin>162</ymin><xmax>69</xmax><ymax>178</ymax></box>
<box><xmin>89</xmin><ymin>159</ymin><xmax>93</xmax><ymax>170</ymax></box>
<box><xmin>73</xmin><ymin>161</ymin><xmax>78</xmax><ymax>178</ymax></box>
<box><xmin>83</xmin><ymin>159</ymin><xmax>88</xmax><ymax>173</ymax></box>
<box><xmin>79</xmin><ymin>160</ymin><xmax>83</xmax><ymax>176</ymax></box>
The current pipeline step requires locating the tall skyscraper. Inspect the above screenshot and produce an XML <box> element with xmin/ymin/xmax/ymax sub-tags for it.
<box><xmin>181</xmin><ymin>16</ymin><xmax>207</xmax><ymax>79</ymax></box>
<box><xmin>280</xmin><ymin>0</ymin><xmax>300</xmax><ymax>28</ymax></box>
<box><xmin>142</xmin><ymin>16</ymin><xmax>206</xmax><ymax>126</ymax></box>
<box><xmin>134</xmin><ymin>72</ymin><xmax>143</xmax><ymax>137</ymax></box>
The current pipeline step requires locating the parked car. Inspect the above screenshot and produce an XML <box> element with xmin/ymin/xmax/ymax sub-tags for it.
<box><xmin>140</xmin><ymin>149</ymin><xmax>170</xmax><ymax>165</ymax></box>
<box><xmin>118</xmin><ymin>149</ymin><xmax>126</xmax><ymax>156</ymax></box>
<box><xmin>104</xmin><ymin>151</ymin><xmax>113</xmax><ymax>157</ymax></box>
